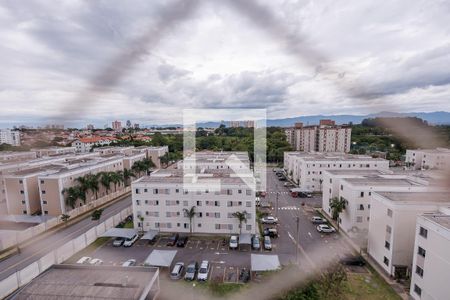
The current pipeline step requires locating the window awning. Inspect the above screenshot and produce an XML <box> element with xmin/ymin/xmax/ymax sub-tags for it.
<box><xmin>251</xmin><ymin>254</ymin><xmax>281</xmax><ymax>272</ymax></box>
<box><xmin>239</xmin><ymin>233</ymin><xmax>252</xmax><ymax>245</ymax></box>
<box><xmin>100</xmin><ymin>228</ymin><xmax>138</xmax><ymax>239</ymax></box>
<box><xmin>140</xmin><ymin>230</ymin><xmax>159</xmax><ymax>240</ymax></box>
<box><xmin>144</xmin><ymin>250</ymin><xmax>177</xmax><ymax>267</ymax></box>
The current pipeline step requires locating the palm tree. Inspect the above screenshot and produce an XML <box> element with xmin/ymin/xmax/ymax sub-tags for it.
<box><xmin>330</xmin><ymin>197</ymin><xmax>346</xmax><ymax>232</ymax></box>
<box><xmin>183</xmin><ymin>206</ymin><xmax>196</xmax><ymax>235</ymax></box>
<box><xmin>99</xmin><ymin>172</ymin><xmax>112</xmax><ymax>195</ymax></box>
<box><xmin>62</xmin><ymin>186</ymin><xmax>85</xmax><ymax>209</ymax></box>
<box><xmin>85</xmin><ymin>173</ymin><xmax>100</xmax><ymax>199</ymax></box>
<box><xmin>110</xmin><ymin>171</ymin><xmax>123</xmax><ymax>192</ymax></box>
<box><xmin>160</xmin><ymin>152</ymin><xmax>170</xmax><ymax>168</ymax></box>
<box><xmin>61</xmin><ymin>214</ymin><xmax>70</xmax><ymax>226</ymax></box>
<box><xmin>122</xmin><ymin>168</ymin><xmax>135</xmax><ymax>186</ymax></box>
<box><xmin>232</xmin><ymin>211</ymin><xmax>248</xmax><ymax>235</ymax></box>
<box><xmin>75</xmin><ymin>176</ymin><xmax>90</xmax><ymax>200</ymax></box>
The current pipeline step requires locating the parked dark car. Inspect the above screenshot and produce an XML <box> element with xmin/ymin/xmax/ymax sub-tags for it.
<box><xmin>263</xmin><ymin>228</ymin><xmax>279</xmax><ymax>238</ymax></box>
<box><xmin>239</xmin><ymin>268</ymin><xmax>250</xmax><ymax>283</ymax></box>
<box><xmin>340</xmin><ymin>256</ymin><xmax>365</xmax><ymax>266</ymax></box>
<box><xmin>176</xmin><ymin>236</ymin><xmax>188</xmax><ymax>247</ymax></box>
<box><xmin>166</xmin><ymin>233</ymin><xmax>179</xmax><ymax>246</ymax></box>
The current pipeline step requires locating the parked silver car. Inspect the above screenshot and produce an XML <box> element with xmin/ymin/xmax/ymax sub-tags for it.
<box><xmin>170</xmin><ymin>262</ymin><xmax>185</xmax><ymax>280</ymax></box>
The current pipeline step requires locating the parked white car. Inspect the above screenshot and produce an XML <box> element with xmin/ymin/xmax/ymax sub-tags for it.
<box><xmin>261</xmin><ymin>216</ymin><xmax>278</xmax><ymax>224</ymax></box>
<box><xmin>113</xmin><ymin>237</ymin><xmax>125</xmax><ymax>247</ymax></box>
<box><xmin>123</xmin><ymin>234</ymin><xmax>138</xmax><ymax>247</ymax></box>
<box><xmin>311</xmin><ymin>216</ymin><xmax>327</xmax><ymax>224</ymax></box>
<box><xmin>197</xmin><ymin>260</ymin><xmax>210</xmax><ymax>281</ymax></box>
<box><xmin>229</xmin><ymin>235</ymin><xmax>238</xmax><ymax>250</ymax></box>
<box><xmin>122</xmin><ymin>259</ymin><xmax>137</xmax><ymax>267</ymax></box>
<box><xmin>90</xmin><ymin>258</ymin><xmax>103</xmax><ymax>265</ymax></box>
<box><xmin>316</xmin><ymin>224</ymin><xmax>336</xmax><ymax>233</ymax></box>
<box><xmin>76</xmin><ymin>256</ymin><xmax>91</xmax><ymax>264</ymax></box>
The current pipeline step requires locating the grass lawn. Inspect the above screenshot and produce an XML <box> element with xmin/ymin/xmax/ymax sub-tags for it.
<box><xmin>207</xmin><ymin>282</ymin><xmax>243</xmax><ymax>297</ymax></box>
<box><xmin>343</xmin><ymin>271</ymin><xmax>402</xmax><ymax>300</ymax></box>
<box><xmin>123</xmin><ymin>220</ymin><xmax>134</xmax><ymax>228</ymax></box>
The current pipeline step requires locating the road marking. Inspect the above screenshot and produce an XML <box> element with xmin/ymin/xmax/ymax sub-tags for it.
<box><xmin>308</xmin><ymin>232</ymin><xmax>312</xmax><ymax>238</ymax></box>
<box><xmin>287</xmin><ymin>230</ymin><xmax>316</xmax><ymax>269</ymax></box>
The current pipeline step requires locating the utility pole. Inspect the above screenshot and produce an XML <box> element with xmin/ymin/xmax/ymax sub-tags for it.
<box><xmin>295</xmin><ymin>215</ymin><xmax>300</xmax><ymax>265</ymax></box>
<box><xmin>275</xmin><ymin>192</ymin><xmax>279</xmax><ymax>218</ymax></box>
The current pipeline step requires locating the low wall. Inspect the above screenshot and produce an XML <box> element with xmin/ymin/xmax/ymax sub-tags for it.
<box><xmin>0</xmin><ymin>205</ymin><xmax>133</xmax><ymax>299</ymax></box>
<box><xmin>0</xmin><ymin>187</ymin><xmax>131</xmax><ymax>251</ymax></box>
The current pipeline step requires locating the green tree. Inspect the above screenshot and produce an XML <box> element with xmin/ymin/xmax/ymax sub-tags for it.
<box><xmin>99</xmin><ymin>172</ymin><xmax>112</xmax><ymax>195</ymax></box>
<box><xmin>62</xmin><ymin>186</ymin><xmax>85</xmax><ymax>209</ymax></box>
<box><xmin>60</xmin><ymin>214</ymin><xmax>70</xmax><ymax>226</ymax></box>
<box><xmin>329</xmin><ymin>197</ymin><xmax>346</xmax><ymax>232</ymax></box>
<box><xmin>183</xmin><ymin>206</ymin><xmax>196</xmax><ymax>235</ymax></box>
<box><xmin>110</xmin><ymin>171</ymin><xmax>123</xmax><ymax>192</ymax></box>
<box><xmin>232</xmin><ymin>211</ymin><xmax>248</xmax><ymax>234</ymax></box>
<box><xmin>121</xmin><ymin>168</ymin><xmax>135</xmax><ymax>186</ymax></box>
<box><xmin>91</xmin><ymin>209</ymin><xmax>104</xmax><ymax>222</ymax></box>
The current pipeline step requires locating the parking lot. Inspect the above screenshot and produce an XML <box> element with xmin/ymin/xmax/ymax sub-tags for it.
<box><xmin>65</xmin><ymin>167</ymin><xmax>355</xmax><ymax>284</ymax></box>
<box><xmin>66</xmin><ymin>232</ymin><xmax>278</xmax><ymax>283</ymax></box>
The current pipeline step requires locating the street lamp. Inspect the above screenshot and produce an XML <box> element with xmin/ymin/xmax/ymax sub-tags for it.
<box><xmin>295</xmin><ymin>215</ymin><xmax>300</xmax><ymax>265</ymax></box>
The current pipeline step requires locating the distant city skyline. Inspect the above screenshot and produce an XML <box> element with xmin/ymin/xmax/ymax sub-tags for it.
<box><xmin>1</xmin><ymin>1</ymin><xmax>450</xmax><ymax>127</ymax></box>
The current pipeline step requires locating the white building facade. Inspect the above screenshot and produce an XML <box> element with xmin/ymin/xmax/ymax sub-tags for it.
<box><xmin>367</xmin><ymin>192</ymin><xmax>450</xmax><ymax>279</ymax></box>
<box><xmin>410</xmin><ymin>208</ymin><xmax>450</xmax><ymax>300</ymax></box>
<box><xmin>0</xmin><ymin>129</ymin><xmax>21</xmax><ymax>146</ymax></box>
<box><xmin>284</xmin><ymin>152</ymin><xmax>390</xmax><ymax>192</ymax></box>
<box><xmin>132</xmin><ymin>152</ymin><xmax>256</xmax><ymax>235</ymax></box>
<box><xmin>405</xmin><ymin>148</ymin><xmax>450</xmax><ymax>170</ymax></box>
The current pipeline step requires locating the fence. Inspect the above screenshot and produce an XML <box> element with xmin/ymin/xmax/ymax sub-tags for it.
<box><xmin>0</xmin><ymin>205</ymin><xmax>133</xmax><ymax>299</ymax></box>
<box><xmin>0</xmin><ymin>187</ymin><xmax>131</xmax><ymax>252</ymax></box>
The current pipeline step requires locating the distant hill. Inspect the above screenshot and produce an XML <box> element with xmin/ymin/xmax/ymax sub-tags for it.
<box><xmin>266</xmin><ymin>111</ymin><xmax>450</xmax><ymax>127</ymax></box>
<box><xmin>143</xmin><ymin>111</ymin><xmax>450</xmax><ymax>128</ymax></box>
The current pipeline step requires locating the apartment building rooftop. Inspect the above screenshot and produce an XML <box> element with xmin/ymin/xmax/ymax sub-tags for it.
<box><xmin>285</xmin><ymin>152</ymin><xmax>382</xmax><ymax>160</ymax></box>
<box><xmin>376</xmin><ymin>192</ymin><xmax>450</xmax><ymax>204</ymax></box>
<box><xmin>344</xmin><ymin>177</ymin><xmax>425</xmax><ymax>187</ymax></box>
<box><xmin>13</xmin><ymin>264</ymin><xmax>159</xmax><ymax>300</ymax></box>
<box><xmin>422</xmin><ymin>212</ymin><xmax>450</xmax><ymax>230</ymax></box>
<box><xmin>7</xmin><ymin>165</ymin><xmax>64</xmax><ymax>177</ymax></box>
<box><xmin>137</xmin><ymin>169</ymin><xmax>254</xmax><ymax>186</ymax></box>
<box><xmin>325</xmin><ymin>169</ymin><xmax>391</xmax><ymax>176</ymax></box>
<box><xmin>39</xmin><ymin>155</ymin><xmax>124</xmax><ymax>178</ymax></box>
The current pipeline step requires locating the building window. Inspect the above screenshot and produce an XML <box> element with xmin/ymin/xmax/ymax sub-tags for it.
<box><xmin>387</xmin><ymin>208</ymin><xmax>393</xmax><ymax>217</ymax></box>
<box><xmin>42</xmin><ymin>190</ymin><xmax>46</xmax><ymax>194</ymax></box>
<box><xmin>246</xmin><ymin>201</ymin><xmax>251</xmax><ymax>207</ymax></box>
<box><xmin>340</xmin><ymin>185</ymin><xmax>343</xmax><ymax>191</ymax></box>
<box><xmin>246</xmin><ymin>224</ymin><xmax>252</xmax><ymax>231</ymax></box>
<box><xmin>360</xmin><ymin>191</ymin><xmax>364</xmax><ymax>197</ymax></box>
<box><xmin>44</xmin><ymin>211</ymin><xmax>48</xmax><ymax>215</ymax></box>
<box><xmin>214</xmin><ymin>201</ymin><xmax>220</xmax><ymax>207</ymax></box>
<box><xmin>419</xmin><ymin>227</ymin><xmax>428</xmax><ymax>238</ymax></box>
<box><xmin>238</xmin><ymin>189</ymin><xmax>242</xmax><ymax>194</ymax></box>
<box><xmin>136</xmin><ymin>200</ymin><xmax>140</xmax><ymax>205</ymax></box>
<box><xmin>135</xmin><ymin>189</ymin><xmax>140</xmax><ymax>194</ymax></box>
<box><xmin>43</xmin><ymin>200</ymin><xmax>47</xmax><ymax>205</ymax></box>
<box><xmin>23</xmin><ymin>210</ymin><xmax>27</xmax><ymax>214</ymax></box>
<box><xmin>383</xmin><ymin>256</ymin><xmax>389</xmax><ymax>266</ymax></box>
<box><xmin>414</xmin><ymin>284</ymin><xmax>422</xmax><ymax>296</ymax></box>
<box><xmin>176</xmin><ymin>189</ymin><xmax>179</xmax><ymax>193</ymax></box>
<box><xmin>356</xmin><ymin>216</ymin><xmax>363</xmax><ymax>223</ymax></box>
<box><xmin>386</xmin><ymin>225</ymin><xmax>392</xmax><ymax>234</ymax></box>
<box><xmin>198</xmin><ymin>223</ymin><xmax>202</xmax><ymax>227</ymax></box>
<box><xmin>418</xmin><ymin>246</ymin><xmax>426</xmax><ymax>257</ymax></box>
<box><xmin>20</xmin><ymin>190</ymin><xmax>24</xmax><ymax>194</ymax></box>
<box><xmin>415</xmin><ymin>265</ymin><xmax>424</xmax><ymax>277</ymax></box>
<box><xmin>196</xmin><ymin>201</ymin><xmax>201</xmax><ymax>206</ymax></box>
<box><xmin>359</xmin><ymin>204</ymin><xmax>364</xmax><ymax>210</ymax></box>
<box><xmin>19</xmin><ymin>180</ymin><xmax>23</xmax><ymax>184</ymax></box>
<box><xmin>384</xmin><ymin>241</ymin><xmax>390</xmax><ymax>250</ymax></box>
<box><xmin>40</xmin><ymin>180</ymin><xmax>44</xmax><ymax>184</ymax></box>
<box><xmin>246</xmin><ymin>189</ymin><xmax>251</xmax><ymax>196</ymax></box>
<box><xmin>21</xmin><ymin>200</ymin><xmax>26</xmax><ymax>204</ymax></box>
<box><xmin>153</xmin><ymin>189</ymin><xmax>158</xmax><ymax>194</ymax></box>
<box><xmin>144</xmin><ymin>188</ymin><xmax>148</xmax><ymax>193</ymax></box>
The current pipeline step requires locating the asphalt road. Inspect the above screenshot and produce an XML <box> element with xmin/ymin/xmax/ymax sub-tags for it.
<box><xmin>264</xmin><ymin>169</ymin><xmax>353</xmax><ymax>270</ymax></box>
<box><xmin>0</xmin><ymin>194</ymin><xmax>132</xmax><ymax>281</ymax></box>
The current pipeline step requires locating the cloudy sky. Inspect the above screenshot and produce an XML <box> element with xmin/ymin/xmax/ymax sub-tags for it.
<box><xmin>0</xmin><ymin>0</ymin><xmax>449</xmax><ymax>127</ymax></box>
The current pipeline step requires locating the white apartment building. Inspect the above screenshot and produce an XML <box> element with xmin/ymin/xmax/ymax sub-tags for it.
<box><xmin>329</xmin><ymin>176</ymin><xmax>430</xmax><ymax>245</ymax></box>
<box><xmin>367</xmin><ymin>192</ymin><xmax>450</xmax><ymax>279</ymax></box>
<box><xmin>0</xmin><ymin>151</ymin><xmax>37</xmax><ymax>162</ymax></box>
<box><xmin>284</xmin><ymin>152</ymin><xmax>390</xmax><ymax>192</ymax></box>
<box><xmin>410</xmin><ymin>208</ymin><xmax>450</xmax><ymax>300</ymax></box>
<box><xmin>405</xmin><ymin>148</ymin><xmax>450</xmax><ymax>170</ymax></box>
<box><xmin>37</xmin><ymin>155</ymin><xmax>125</xmax><ymax>216</ymax></box>
<box><xmin>179</xmin><ymin>151</ymin><xmax>250</xmax><ymax>171</ymax></box>
<box><xmin>284</xmin><ymin>120</ymin><xmax>352</xmax><ymax>153</ymax></box>
<box><xmin>132</xmin><ymin>152</ymin><xmax>256</xmax><ymax>235</ymax></box>
<box><xmin>0</xmin><ymin>129</ymin><xmax>21</xmax><ymax>146</ymax></box>
<box><xmin>31</xmin><ymin>147</ymin><xmax>77</xmax><ymax>158</ymax></box>
<box><xmin>72</xmin><ymin>137</ymin><xmax>116</xmax><ymax>153</ymax></box>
